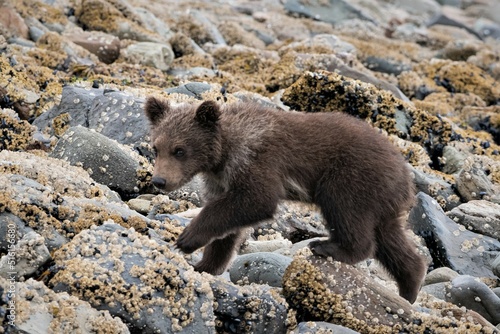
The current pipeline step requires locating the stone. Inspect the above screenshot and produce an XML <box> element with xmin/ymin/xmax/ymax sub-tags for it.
<box><xmin>127</xmin><ymin>198</ymin><xmax>151</xmax><ymax>215</ymax></box>
<box><xmin>0</xmin><ymin>231</ymin><xmax>50</xmax><ymax>279</ymax></box>
<box><xmin>165</xmin><ymin>82</ymin><xmax>212</xmax><ymax>99</ymax></box>
<box><xmin>50</xmin><ymin>222</ymin><xmax>217</xmax><ymax>333</ymax></box>
<box><xmin>446</xmin><ymin>275</ymin><xmax>500</xmax><ymax>325</ymax></box>
<box><xmin>493</xmin><ymin>253</ymin><xmax>500</xmax><ymax>278</ymax></box>
<box><xmin>447</xmin><ymin>200</ymin><xmax>500</xmax><ymax>240</ymax></box>
<box><xmin>408</xmin><ymin>192</ymin><xmax>500</xmax><ymax>277</ymax></box>
<box><xmin>122</xmin><ymin>42</ymin><xmax>175</xmax><ymax>71</ymax></box>
<box><xmin>442</xmin><ymin>145</ymin><xmax>467</xmax><ymax>174</ymax></box>
<box><xmin>240</xmin><ymin>239</ymin><xmax>293</xmax><ymax>254</ymax></box>
<box><xmin>421</xmin><ymin>282</ymin><xmax>448</xmax><ymax>301</ymax></box>
<box><xmin>0</xmin><ymin>6</ymin><xmax>29</xmax><ymax>39</ymax></box>
<box><xmin>292</xmin><ymin>321</ymin><xmax>359</xmax><ymax>333</ymax></box>
<box><xmin>50</xmin><ymin>126</ymin><xmax>153</xmax><ymax>197</ymax></box>
<box><xmin>229</xmin><ymin>252</ymin><xmax>292</xmax><ymax>287</ymax></box>
<box><xmin>66</xmin><ymin>30</ymin><xmax>120</xmax><ymax>64</ymax></box>
<box><xmin>455</xmin><ymin>157</ymin><xmax>497</xmax><ymax>202</ymax></box>
<box><xmin>0</xmin><ymin>277</ymin><xmax>129</xmax><ymax>333</ymax></box>
<box><xmin>424</xmin><ymin>267</ymin><xmax>460</xmax><ymax>285</ymax></box>
<box><xmin>410</xmin><ymin>167</ymin><xmax>461</xmax><ymax>211</ymax></box>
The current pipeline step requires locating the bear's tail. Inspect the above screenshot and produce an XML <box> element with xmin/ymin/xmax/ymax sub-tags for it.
<box><xmin>375</xmin><ymin>216</ymin><xmax>426</xmax><ymax>303</ymax></box>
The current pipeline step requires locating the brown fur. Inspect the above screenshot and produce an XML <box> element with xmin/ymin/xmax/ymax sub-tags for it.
<box><xmin>144</xmin><ymin>97</ymin><xmax>426</xmax><ymax>303</ymax></box>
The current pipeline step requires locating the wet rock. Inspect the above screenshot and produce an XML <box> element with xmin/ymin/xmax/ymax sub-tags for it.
<box><xmin>446</xmin><ymin>275</ymin><xmax>500</xmax><ymax>325</ymax></box>
<box><xmin>447</xmin><ymin>200</ymin><xmax>500</xmax><ymax>240</ymax></box>
<box><xmin>211</xmin><ymin>279</ymin><xmax>288</xmax><ymax>333</ymax></box>
<box><xmin>50</xmin><ymin>222</ymin><xmax>216</xmax><ymax>333</ymax></box>
<box><xmin>229</xmin><ymin>252</ymin><xmax>292</xmax><ymax>287</ymax></box>
<box><xmin>292</xmin><ymin>321</ymin><xmax>359</xmax><ymax>333</ymax></box>
<box><xmin>122</xmin><ymin>42</ymin><xmax>174</xmax><ymax>71</ymax></box>
<box><xmin>408</xmin><ymin>192</ymin><xmax>500</xmax><ymax>277</ymax></box>
<box><xmin>50</xmin><ymin>126</ymin><xmax>153</xmax><ymax>197</ymax></box>
<box><xmin>0</xmin><ymin>277</ymin><xmax>129</xmax><ymax>333</ymax></box>
<box><xmin>0</xmin><ymin>231</ymin><xmax>50</xmax><ymax>279</ymax></box>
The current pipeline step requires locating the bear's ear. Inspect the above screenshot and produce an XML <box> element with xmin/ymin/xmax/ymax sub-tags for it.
<box><xmin>144</xmin><ymin>96</ymin><xmax>169</xmax><ymax>125</ymax></box>
<box><xmin>195</xmin><ymin>101</ymin><xmax>220</xmax><ymax>129</ymax></box>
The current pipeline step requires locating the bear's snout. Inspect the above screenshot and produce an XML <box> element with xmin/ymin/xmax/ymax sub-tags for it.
<box><xmin>151</xmin><ymin>176</ymin><xmax>167</xmax><ymax>189</ymax></box>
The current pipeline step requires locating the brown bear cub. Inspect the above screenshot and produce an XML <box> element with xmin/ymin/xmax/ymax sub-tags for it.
<box><xmin>144</xmin><ymin>97</ymin><xmax>426</xmax><ymax>303</ymax></box>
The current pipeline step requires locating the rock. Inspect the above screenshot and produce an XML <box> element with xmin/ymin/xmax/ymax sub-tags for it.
<box><xmin>0</xmin><ymin>277</ymin><xmax>129</xmax><ymax>333</ymax></box>
<box><xmin>492</xmin><ymin>253</ymin><xmax>500</xmax><ymax>277</ymax></box>
<box><xmin>446</xmin><ymin>275</ymin><xmax>500</xmax><ymax>325</ymax></box>
<box><xmin>0</xmin><ymin>6</ymin><xmax>29</xmax><ymax>39</ymax></box>
<box><xmin>127</xmin><ymin>198</ymin><xmax>151</xmax><ymax>215</ymax></box>
<box><xmin>447</xmin><ymin>200</ymin><xmax>500</xmax><ymax>240</ymax></box>
<box><xmin>408</xmin><ymin>192</ymin><xmax>500</xmax><ymax>277</ymax></box>
<box><xmin>424</xmin><ymin>267</ymin><xmax>460</xmax><ymax>285</ymax></box>
<box><xmin>421</xmin><ymin>282</ymin><xmax>448</xmax><ymax>300</ymax></box>
<box><xmin>50</xmin><ymin>126</ymin><xmax>153</xmax><ymax>198</ymax></box>
<box><xmin>282</xmin><ymin>250</ymin><xmax>492</xmax><ymax>332</ymax></box>
<box><xmin>122</xmin><ymin>42</ymin><xmax>174</xmax><ymax>71</ymax></box>
<box><xmin>229</xmin><ymin>252</ymin><xmax>292</xmax><ymax>287</ymax></box>
<box><xmin>411</xmin><ymin>167</ymin><xmax>461</xmax><ymax>211</ymax></box>
<box><xmin>442</xmin><ymin>145</ymin><xmax>467</xmax><ymax>174</ymax></box>
<box><xmin>66</xmin><ymin>29</ymin><xmax>120</xmax><ymax>64</ymax></box>
<box><xmin>165</xmin><ymin>82</ymin><xmax>213</xmax><ymax>99</ymax></box>
<box><xmin>240</xmin><ymin>239</ymin><xmax>293</xmax><ymax>254</ymax></box>
<box><xmin>133</xmin><ymin>7</ymin><xmax>174</xmax><ymax>41</ymax></box>
<box><xmin>455</xmin><ymin>157</ymin><xmax>497</xmax><ymax>202</ymax></box>
<box><xmin>49</xmin><ymin>222</ymin><xmax>217</xmax><ymax>333</ymax></box>
<box><xmin>283</xmin><ymin>0</ymin><xmax>376</xmax><ymax>25</ymax></box>
<box><xmin>257</xmin><ymin>202</ymin><xmax>327</xmax><ymax>243</ymax></box>
<box><xmin>0</xmin><ymin>231</ymin><xmax>50</xmax><ymax>279</ymax></box>
<box><xmin>292</xmin><ymin>321</ymin><xmax>359</xmax><ymax>333</ymax></box>
<box><xmin>211</xmin><ymin>279</ymin><xmax>288</xmax><ymax>333</ymax></box>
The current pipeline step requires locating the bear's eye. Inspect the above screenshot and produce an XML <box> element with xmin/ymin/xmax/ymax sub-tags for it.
<box><xmin>173</xmin><ymin>147</ymin><xmax>185</xmax><ymax>158</ymax></box>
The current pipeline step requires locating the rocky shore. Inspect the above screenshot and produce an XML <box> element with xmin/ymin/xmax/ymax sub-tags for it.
<box><xmin>1</xmin><ymin>0</ymin><xmax>500</xmax><ymax>333</ymax></box>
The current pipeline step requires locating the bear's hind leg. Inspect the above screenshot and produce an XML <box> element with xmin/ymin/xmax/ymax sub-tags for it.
<box><xmin>193</xmin><ymin>230</ymin><xmax>246</xmax><ymax>275</ymax></box>
<box><xmin>311</xmin><ymin>184</ymin><xmax>376</xmax><ymax>264</ymax></box>
<box><xmin>375</xmin><ymin>216</ymin><xmax>426</xmax><ymax>303</ymax></box>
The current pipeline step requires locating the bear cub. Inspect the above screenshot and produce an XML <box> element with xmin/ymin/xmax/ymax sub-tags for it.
<box><xmin>144</xmin><ymin>97</ymin><xmax>426</xmax><ymax>303</ymax></box>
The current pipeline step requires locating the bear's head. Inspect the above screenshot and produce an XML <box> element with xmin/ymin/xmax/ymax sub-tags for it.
<box><xmin>144</xmin><ymin>97</ymin><xmax>222</xmax><ymax>191</ymax></box>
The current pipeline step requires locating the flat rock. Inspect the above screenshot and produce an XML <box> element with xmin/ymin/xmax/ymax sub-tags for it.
<box><xmin>292</xmin><ymin>321</ymin><xmax>359</xmax><ymax>333</ymax></box>
<box><xmin>122</xmin><ymin>42</ymin><xmax>174</xmax><ymax>71</ymax></box>
<box><xmin>409</xmin><ymin>192</ymin><xmax>500</xmax><ymax>277</ymax></box>
<box><xmin>424</xmin><ymin>267</ymin><xmax>460</xmax><ymax>285</ymax></box>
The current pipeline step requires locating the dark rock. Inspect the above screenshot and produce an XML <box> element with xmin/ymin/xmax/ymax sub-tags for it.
<box><xmin>229</xmin><ymin>252</ymin><xmax>292</xmax><ymax>287</ymax></box>
<box><xmin>411</xmin><ymin>167</ymin><xmax>461</xmax><ymax>211</ymax></box>
<box><xmin>211</xmin><ymin>279</ymin><xmax>288</xmax><ymax>333</ymax></box>
<box><xmin>446</xmin><ymin>275</ymin><xmax>500</xmax><ymax>325</ymax></box>
<box><xmin>50</xmin><ymin>126</ymin><xmax>153</xmax><ymax>198</ymax></box>
<box><xmin>408</xmin><ymin>192</ymin><xmax>500</xmax><ymax>277</ymax></box>
<box><xmin>67</xmin><ymin>30</ymin><xmax>120</xmax><ymax>64</ymax></box>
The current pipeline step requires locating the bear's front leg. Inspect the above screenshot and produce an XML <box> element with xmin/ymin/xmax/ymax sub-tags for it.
<box><xmin>176</xmin><ymin>184</ymin><xmax>279</xmax><ymax>255</ymax></box>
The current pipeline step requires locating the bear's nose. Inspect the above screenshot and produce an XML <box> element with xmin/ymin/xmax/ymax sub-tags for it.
<box><xmin>151</xmin><ymin>176</ymin><xmax>167</xmax><ymax>189</ymax></box>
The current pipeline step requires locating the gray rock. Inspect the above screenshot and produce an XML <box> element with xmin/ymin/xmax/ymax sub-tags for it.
<box><xmin>133</xmin><ymin>7</ymin><xmax>174</xmax><ymax>41</ymax></box>
<box><xmin>408</xmin><ymin>192</ymin><xmax>500</xmax><ymax>277</ymax></box>
<box><xmin>411</xmin><ymin>167</ymin><xmax>461</xmax><ymax>211</ymax></box>
<box><xmin>283</xmin><ymin>0</ymin><xmax>376</xmax><ymax>25</ymax></box>
<box><xmin>191</xmin><ymin>10</ymin><xmax>227</xmax><ymax>45</ymax></box>
<box><xmin>240</xmin><ymin>239</ymin><xmax>292</xmax><ymax>254</ymax></box>
<box><xmin>0</xmin><ymin>213</ymin><xmax>34</xmax><ymax>253</ymax></box>
<box><xmin>281</xmin><ymin>34</ymin><xmax>356</xmax><ymax>55</ymax></box>
<box><xmin>257</xmin><ymin>202</ymin><xmax>327</xmax><ymax>243</ymax></box>
<box><xmin>446</xmin><ymin>275</ymin><xmax>500</xmax><ymax>325</ymax></box>
<box><xmin>442</xmin><ymin>145</ymin><xmax>467</xmax><ymax>174</ymax></box>
<box><xmin>493</xmin><ymin>253</ymin><xmax>500</xmax><ymax>278</ymax></box>
<box><xmin>211</xmin><ymin>279</ymin><xmax>288</xmax><ymax>333</ymax></box>
<box><xmin>127</xmin><ymin>198</ymin><xmax>151</xmax><ymax>215</ymax></box>
<box><xmin>421</xmin><ymin>282</ymin><xmax>448</xmax><ymax>301</ymax></box>
<box><xmin>363</xmin><ymin>56</ymin><xmax>412</xmax><ymax>75</ymax></box>
<box><xmin>292</xmin><ymin>321</ymin><xmax>359</xmax><ymax>333</ymax></box>
<box><xmin>229</xmin><ymin>252</ymin><xmax>292</xmax><ymax>287</ymax></box>
<box><xmin>50</xmin><ymin>222</ymin><xmax>217</xmax><ymax>333</ymax></box>
<box><xmin>447</xmin><ymin>200</ymin><xmax>500</xmax><ymax>240</ymax></box>
<box><xmin>33</xmin><ymin>85</ymin><xmax>105</xmax><ymax>135</ymax></box>
<box><xmin>455</xmin><ymin>157</ymin><xmax>497</xmax><ymax>202</ymax></box>
<box><xmin>0</xmin><ymin>277</ymin><xmax>129</xmax><ymax>333</ymax></box>
<box><xmin>165</xmin><ymin>82</ymin><xmax>213</xmax><ymax>99</ymax></box>
<box><xmin>424</xmin><ymin>267</ymin><xmax>460</xmax><ymax>285</ymax></box>
<box><xmin>0</xmin><ymin>231</ymin><xmax>51</xmax><ymax>279</ymax></box>
<box><xmin>50</xmin><ymin>126</ymin><xmax>153</xmax><ymax>197</ymax></box>
<box><xmin>123</xmin><ymin>42</ymin><xmax>174</xmax><ymax>71</ymax></box>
